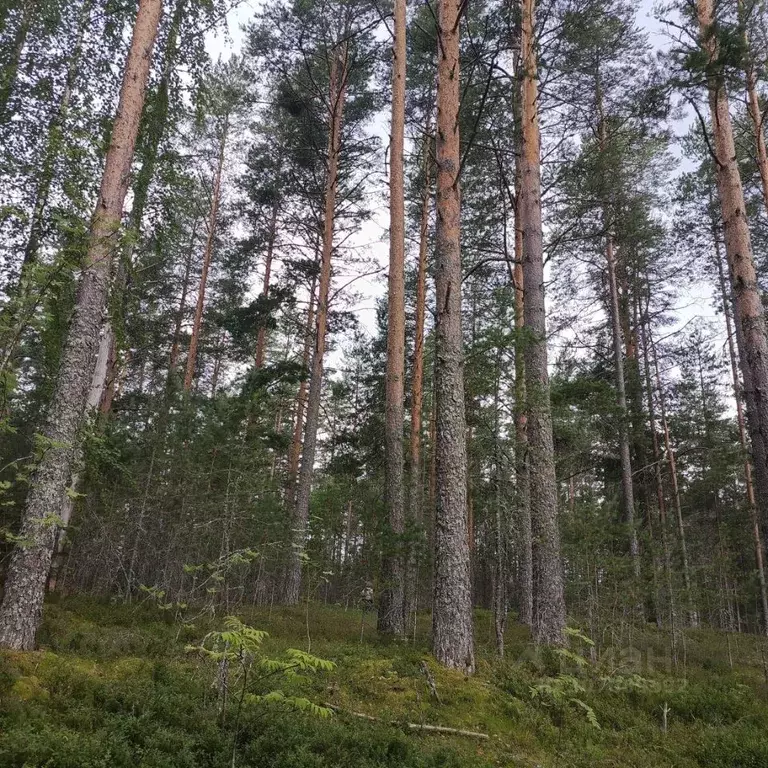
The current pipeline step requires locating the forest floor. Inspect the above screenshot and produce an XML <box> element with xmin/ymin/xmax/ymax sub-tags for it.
<box><xmin>1</xmin><ymin>597</ymin><xmax>768</xmax><ymax>767</ymax></box>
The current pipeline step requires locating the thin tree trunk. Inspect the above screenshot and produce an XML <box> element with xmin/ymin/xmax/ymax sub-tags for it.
<box><xmin>169</xmin><ymin>223</ymin><xmax>199</xmax><ymax>381</ymax></box>
<box><xmin>520</xmin><ymin>0</ymin><xmax>566</xmax><ymax>646</ymax></box>
<box><xmin>648</xmin><ymin>319</ymin><xmax>698</xmax><ymax>628</ymax></box>
<box><xmin>210</xmin><ymin>330</ymin><xmax>225</xmax><ymax>397</ymax></box>
<box><xmin>184</xmin><ymin>114</ymin><xmax>229</xmax><ymax>392</ymax></box>
<box><xmin>698</xmin><ymin>0</ymin><xmax>768</xmax><ymax>553</ymax></box>
<box><xmin>640</xmin><ymin>300</ymin><xmax>678</xmax><ymax>636</ymax></box>
<box><xmin>0</xmin><ymin>0</ymin><xmax>163</xmax><ymax>650</ymax></box>
<box><xmin>606</xmin><ymin>238</ymin><xmax>641</xmax><ymax>579</ymax></box>
<box><xmin>404</xmin><ymin>123</ymin><xmax>432</xmax><ymax>624</ymax></box>
<box><xmin>493</xmin><ymin>344</ymin><xmax>507</xmax><ymax>656</ymax></box>
<box><xmin>596</xmin><ymin>81</ymin><xmax>641</xmax><ymax>582</ymax></box>
<box><xmin>287</xmin><ymin>275</ymin><xmax>318</xmax><ymax>502</ymax></box>
<box><xmin>432</xmin><ymin>0</ymin><xmax>474</xmax><ymax>673</ymax></box>
<box><xmin>255</xmin><ymin>200</ymin><xmax>279</xmax><ymax>369</ymax></box>
<box><xmin>513</xmin><ymin>130</ymin><xmax>533</xmax><ymax>629</ymax></box>
<box><xmin>379</xmin><ymin>0</ymin><xmax>407</xmax><ymax>636</ymax></box>
<box><xmin>284</xmin><ymin>44</ymin><xmax>348</xmax><ymax>605</ymax></box>
<box><xmin>715</xmin><ymin>229</ymin><xmax>768</xmax><ymax>635</ymax></box>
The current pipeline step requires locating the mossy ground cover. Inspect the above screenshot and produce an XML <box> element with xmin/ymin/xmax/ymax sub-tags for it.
<box><xmin>2</xmin><ymin>597</ymin><xmax>768</xmax><ymax>767</ymax></box>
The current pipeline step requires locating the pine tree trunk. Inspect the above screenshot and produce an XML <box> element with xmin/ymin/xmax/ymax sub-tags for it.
<box><xmin>596</xmin><ymin>82</ymin><xmax>641</xmax><ymax>583</ymax></box>
<box><xmin>97</xmin><ymin>0</ymin><xmax>186</xmax><ymax>415</ymax></box>
<box><xmin>184</xmin><ymin>115</ymin><xmax>228</xmax><ymax>392</ymax></box>
<box><xmin>715</xmin><ymin>230</ymin><xmax>768</xmax><ymax>635</ymax></box>
<box><xmin>404</xmin><ymin>126</ymin><xmax>432</xmax><ymax>625</ymax></box>
<box><xmin>379</xmin><ymin>0</ymin><xmax>407</xmax><ymax>635</ymax></box>
<box><xmin>284</xmin><ymin>44</ymin><xmax>348</xmax><ymax>605</ymax></box>
<box><xmin>431</xmin><ymin>0</ymin><xmax>474</xmax><ymax>673</ymax></box>
<box><xmin>493</xmin><ymin>345</ymin><xmax>507</xmax><ymax>656</ymax></box>
<box><xmin>606</xmin><ymin>239</ymin><xmax>641</xmax><ymax>578</ymax></box>
<box><xmin>698</xmin><ymin>0</ymin><xmax>768</xmax><ymax>553</ymax></box>
<box><xmin>512</xmin><ymin>65</ymin><xmax>533</xmax><ymax>626</ymax></box>
<box><xmin>0</xmin><ymin>0</ymin><xmax>163</xmax><ymax>650</ymax></box>
<box><xmin>640</xmin><ymin>301</ymin><xmax>678</xmax><ymax>635</ymax></box>
<box><xmin>287</xmin><ymin>274</ymin><xmax>318</xmax><ymax>503</ymax></box>
<box><xmin>520</xmin><ymin>0</ymin><xmax>566</xmax><ymax>646</ymax></box>
<box><xmin>168</xmin><ymin>223</ymin><xmax>199</xmax><ymax>381</ymax></box>
<box><xmin>648</xmin><ymin>320</ymin><xmax>698</xmax><ymax>628</ymax></box>
<box><xmin>255</xmin><ymin>200</ymin><xmax>279</xmax><ymax>369</ymax></box>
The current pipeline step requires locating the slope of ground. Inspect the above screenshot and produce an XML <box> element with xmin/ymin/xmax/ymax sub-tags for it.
<box><xmin>1</xmin><ymin>597</ymin><xmax>768</xmax><ymax>767</ymax></box>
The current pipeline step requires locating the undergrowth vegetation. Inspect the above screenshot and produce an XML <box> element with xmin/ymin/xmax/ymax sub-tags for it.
<box><xmin>2</xmin><ymin>598</ymin><xmax>768</xmax><ymax>767</ymax></box>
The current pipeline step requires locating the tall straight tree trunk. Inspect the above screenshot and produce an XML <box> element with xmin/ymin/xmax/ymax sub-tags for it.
<box><xmin>284</xmin><ymin>44</ymin><xmax>348</xmax><ymax>605</ymax></box>
<box><xmin>512</xmin><ymin>32</ymin><xmax>533</xmax><ymax>625</ymax></box>
<box><xmin>255</xmin><ymin>200</ymin><xmax>279</xmax><ymax>369</ymax></box>
<box><xmin>184</xmin><ymin>114</ymin><xmax>229</xmax><ymax>392</ymax></box>
<box><xmin>379</xmin><ymin>0</ymin><xmax>407</xmax><ymax>636</ymax></box>
<box><xmin>639</xmin><ymin>304</ymin><xmax>677</xmax><ymax>634</ymax></box>
<box><xmin>606</xmin><ymin>239</ymin><xmax>641</xmax><ymax>579</ymax></box>
<box><xmin>492</xmin><ymin>343</ymin><xmax>507</xmax><ymax>656</ymax></box>
<box><xmin>432</xmin><ymin>0</ymin><xmax>474</xmax><ymax>673</ymax></box>
<box><xmin>98</xmin><ymin>0</ymin><xmax>187</xmax><ymax>415</ymax></box>
<box><xmin>287</xmin><ymin>274</ymin><xmax>318</xmax><ymax>503</ymax></box>
<box><xmin>0</xmin><ymin>0</ymin><xmax>163</xmax><ymax>651</ymax></box>
<box><xmin>520</xmin><ymin>0</ymin><xmax>566</xmax><ymax>646</ymax></box>
<box><xmin>715</xmin><ymin>230</ymin><xmax>768</xmax><ymax>635</ymax></box>
<box><xmin>648</xmin><ymin>319</ymin><xmax>698</xmax><ymax>628</ymax></box>
<box><xmin>596</xmin><ymin>82</ymin><xmax>641</xmax><ymax>582</ymax></box>
<box><xmin>168</xmin><ymin>223</ymin><xmax>199</xmax><ymax>381</ymax></box>
<box><xmin>698</xmin><ymin>0</ymin><xmax>768</xmax><ymax>549</ymax></box>
<box><xmin>404</xmin><ymin>125</ymin><xmax>432</xmax><ymax>624</ymax></box>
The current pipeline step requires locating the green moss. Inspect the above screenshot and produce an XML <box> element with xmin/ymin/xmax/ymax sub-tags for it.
<box><xmin>1</xmin><ymin>599</ymin><xmax>768</xmax><ymax>767</ymax></box>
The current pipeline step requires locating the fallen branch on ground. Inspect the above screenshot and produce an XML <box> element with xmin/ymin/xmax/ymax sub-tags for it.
<box><xmin>323</xmin><ymin>703</ymin><xmax>490</xmax><ymax>739</ymax></box>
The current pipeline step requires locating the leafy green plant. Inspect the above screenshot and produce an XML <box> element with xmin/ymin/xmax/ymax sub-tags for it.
<box><xmin>529</xmin><ymin>674</ymin><xmax>600</xmax><ymax>729</ymax></box>
<box><xmin>187</xmin><ymin>616</ymin><xmax>335</xmax><ymax>767</ymax></box>
<box><xmin>186</xmin><ymin>616</ymin><xmax>334</xmax><ymax>718</ymax></box>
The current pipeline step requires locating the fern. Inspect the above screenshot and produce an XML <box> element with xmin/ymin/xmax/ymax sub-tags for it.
<box><xmin>571</xmin><ymin>698</ymin><xmax>601</xmax><ymax>729</ymax></box>
<box><xmin>187</xmin><ymin>616</ymin><xmax>333</xmax><ymax>722</ymax></box>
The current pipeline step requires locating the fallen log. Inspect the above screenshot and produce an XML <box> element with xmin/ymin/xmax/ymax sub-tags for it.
<box><xmin>323</xmin><ymin>703</ymin><xmax>490</xmax><ymax>740</ymax></box>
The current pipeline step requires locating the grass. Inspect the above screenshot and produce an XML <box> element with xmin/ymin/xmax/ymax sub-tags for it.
<box><xmin>2</xmin><ymin>596</ymin><xmax>768</xmax><ymax>766</ymax></box>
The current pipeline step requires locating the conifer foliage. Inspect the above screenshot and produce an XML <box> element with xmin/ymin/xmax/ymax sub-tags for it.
<box><xmin>3</xmin><ymin>0</ymin><xmax>768</xmax><ymax>666</ymax></box>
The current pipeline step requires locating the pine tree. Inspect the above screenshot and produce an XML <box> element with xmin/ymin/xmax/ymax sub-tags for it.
<box><xmin>379</xmin><ymin>0</ymin><xmax>407</xmax><ymax>636</ymax></box>
<box><xmin>694</xmin><ymin>0</ymin><xmax>768</xmax><ymax>563</ymax></box>
<box><xmin>431</xmin><ymin>0</ymin><xmax>475</xmax><ymax>673</ymax></box>
<box><xmin>0</xmin><ymin>0</ymin><xmax>164</xmax><ymax>650</ymax></box>
<box><xmin>520</xmin><ymin>0</ymin><xmax>566</xmax><ymax>646</ymax></box>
